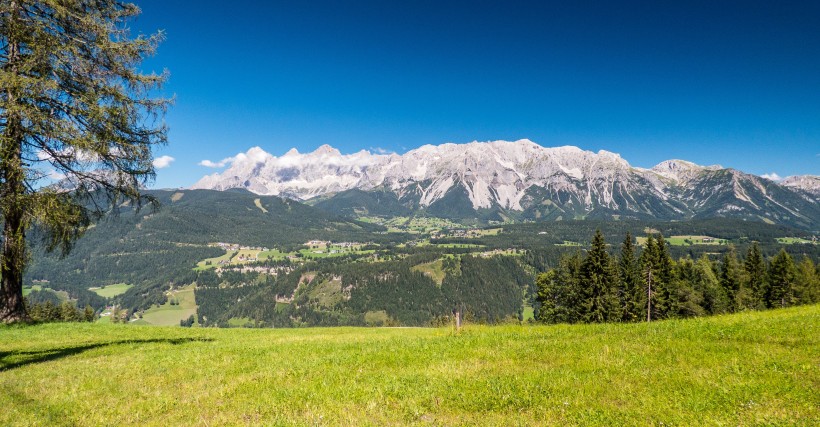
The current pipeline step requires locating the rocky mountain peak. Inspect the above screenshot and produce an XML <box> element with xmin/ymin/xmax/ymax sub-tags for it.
<box><xmin>190</xmin><ymin>140</ymin><xmax>819</xmax><ymax>229</ymax></box>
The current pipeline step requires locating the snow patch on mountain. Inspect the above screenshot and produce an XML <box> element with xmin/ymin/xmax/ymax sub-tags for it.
<box><xmin>191</xmin><ymin>140</ymin><xmax>817</xmax><ymax>222</ymax></box>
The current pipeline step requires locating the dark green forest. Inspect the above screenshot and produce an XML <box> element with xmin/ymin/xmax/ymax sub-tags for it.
<box><xmin>536</xmin><ymin>231</ymin><xmax>820</xmax><ymax>324</ymax></box>
<box><xmin>22</xmin><ymin>189</ymin><xmax>820</xmax><ymax>327</ymax></box>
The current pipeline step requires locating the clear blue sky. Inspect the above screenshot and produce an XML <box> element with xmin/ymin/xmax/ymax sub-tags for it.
<box><xmin>132</xmin><ymin>0</ymin><xmax>820</xmax><ymax>188</ymax></box>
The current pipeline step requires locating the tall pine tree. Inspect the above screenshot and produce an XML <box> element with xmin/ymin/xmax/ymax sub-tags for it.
<box><xmin>794</xmin><ymin>256</ymin><xmax>819</xmax><ymax>305</ymax></box>
<box><xmin>618</xmin><ymin>231</ymin><xmax>643</xmax><ymax>322</ymax></box>
<box><xmin>719</xmin><ymin>246</ymin><xmax>743</xmax><ymax>311</ymax></box>
<box><xmin>650</xmin><ymin>234</ymin><xmax>675</xmax><ymax>319</ymax></box>
<box><xmin>0</xmin><ymin>1</ymin><xmax>168</xmax><ymax>322</ymax></box>
<box><xmin>743</xmin><ymin>242</ymin><xmax>767</xmax><ymax>309</ymax></box>
<box><xmin>579</xmin><ymin>230</ymin><xmax>615</xmax><ymax>323</ymax></box>
<box><xmin>767</xmin><ymin>249</ymin><xmax>796</xmax><ymax>308</ymax></box>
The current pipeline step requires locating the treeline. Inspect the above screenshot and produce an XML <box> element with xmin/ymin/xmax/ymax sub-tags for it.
<box><xmin>536</xmin><ymin>230</ymin><xmax>820</xmax><ymax>324</ymax></box>
<box><xmin>23</xmin><ymin>299</ymin><xmax>96</xmax><ymax>323</ymax></box>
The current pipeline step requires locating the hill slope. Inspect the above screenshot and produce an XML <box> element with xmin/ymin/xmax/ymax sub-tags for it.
<box><xmin>25</xmin><ymin>189</ymin><xmax>387</xmax><ymax>311</ymax></box>
<box><xmin>1</xmin><ymin>305</ymin><xmax>817</xmax><ymax>425</ymax></box>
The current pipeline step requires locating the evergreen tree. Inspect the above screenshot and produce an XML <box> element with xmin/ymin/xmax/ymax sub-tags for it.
<box><xmin>692</xmin><ymin>255</ymin><xmax>729</xmax><ymax>315</ymax></box>
<box><xmin>719</xmin><ymin>246</ymin><xmax>743</xmax><ymax>311</ymax></box>
<box><xmin>618</xmin><ymin>232</ymin><xmax>643</xmax><ymax>322</ymax></box>
<box><xmin>656</xmin><ymin>235</ymin><xmax>676</xmax><ymax>318</ymax></box>
<box><xmin>794</xmin><ymin>256</ymin><xmax>819</xmax><ymax>305</ymax></box>
<box><xmin>535</xmin><ymin>270</ymin><xmax>559</xmax><ymax>323</ymax></box>
<box><xmin>743</xmin><ymin>242</ymin><xmax>767</xmax><ymax>309</ymax></box>
<box><xmin>0</xmin><ymin>1</ymin><xmax>169</xmax><ymax>322</ymax></box>
<box><xmin>535</xmin><ymin>253</ymin><xmax>583</xmax><ymax>323</ymax></box>
<box><xmin>579</xmin><ymin>230</ymin><xmax>615</xmax><ymax>323</ymax></box>
<box><xmin>766</xmin><ymin>249</ymin><xmax>796</xmax><ymax>308</ymax></box>
<box><xmin>670</xmin><ymin>258</ymin><xmax>705</xmax><ymax>318</ymax></box>
<box><xmin>639</xmin><ymin>235</ymin><xmax>657</xmax><ymax>321</ymax></box>
<box><xmin>642</xmin><ymin>234</ymin><xmax>674</xmax><ymax>319</ymax></box>
<box><xmin>59</xmin><ymin>301</ymin><xmax>79</xmax><ymax>322</ymax></box>
<box><xmin>83</xmin><ymin>305</ymin><xmax>96</xmax><ymax>322</ymax></box>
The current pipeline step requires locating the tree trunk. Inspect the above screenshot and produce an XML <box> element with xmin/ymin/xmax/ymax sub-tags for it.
<box><xmin>0</xmin><ymin>211</ymin><xmax>28</xmax><ymax>323</ymax></box>
<box><xmin>0</xmin><ymin>3</ymin><xmax>29</xmax><ymax>323</ymax></box>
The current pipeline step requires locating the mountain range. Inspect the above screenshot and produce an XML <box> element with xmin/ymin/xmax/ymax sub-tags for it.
<box><xmin>192</xmin><ymin>140</ymin><xmax>819</xmax><ymax>230</ymax></box>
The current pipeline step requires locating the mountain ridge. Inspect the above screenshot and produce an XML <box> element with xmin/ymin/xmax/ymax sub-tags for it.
<box><xmin>192</xmin><ymin>140</ymin><xmax>819</xmax><ymax>229</ymax></box>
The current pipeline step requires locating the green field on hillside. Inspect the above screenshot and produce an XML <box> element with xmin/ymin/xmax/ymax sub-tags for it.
<box><xmin>636</xmin><ymin>235</ymin><xmax>725</xmax><ymax>246</ymax></box>
<box><xmin>777</xmin><ymin>237</ymin><xmax>816</xmax><ymax>245</ymax></box>
<box><xmin>1</xmin><ymin>306</ymin><xmax>818</xmax><ymax>426</ymax></box>
<box><xmin>88</xmin><ymin>283</ymin><xmax>133</xmax><ymax>298</ymax></box>
<box><xmin>136</xmin><ymin>284</ymin><xmax>197</xmax><ymax>326</ymax></box>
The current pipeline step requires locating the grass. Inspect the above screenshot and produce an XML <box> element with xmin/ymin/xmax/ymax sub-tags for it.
<box><xmin>21</xmin><ymin>285</ymin><xmax>69</xmax><ymax>302</ymax></box>
<box><xmin>431</xmin><ymin>243</ymin><xmax>484</xmax><ymax>249</ymax></box>
<box><xmin>411</xmin><ymin>259</ymin><xmax>446</xmax><ymax>285</ymax></box>
<box><xmin>637</xmin><ymin>235</ymin><xmax>725</xmax><ymax>246</ymax></box>
<box><xmin>777</xmin><ymin>237</ymin><xmax>816</xmax><ymax>245</ymax></box>
<box><xmin>137</xmin><ymin>284</ymin><xmax>197</xmax><ymax>326</ymax></box>
<box><xmin>307</xmin><ymin>277</ymin><xmax>344</xmax><ymax>307</ymax></box>
<box><xmin>258</xmin><ymin>248</ymin><xmax>292</xmax><ymax>260</ymax></box>
<box><xmin>227</xmin><ymin>317</ymin><xmax>254</xmax><ymax>328</ymax></box>
<box><xmin>22</xmin><ymin>285</ymin><xmax>42</xmax><ymax>297</ymax></box>
<box><xmin>88</xmin><ymin>283</ymin><xmax>133</xmax><ymax>298</ymax></box>
<box><xmin>195</xmin><ymin>250</ymin><xmax>237</xmax><ymax>271</ymax></box>
<box><xmin>1</xmin><ymin>306</ymin><xmax>818</xmax><ymax>426</ymax></box>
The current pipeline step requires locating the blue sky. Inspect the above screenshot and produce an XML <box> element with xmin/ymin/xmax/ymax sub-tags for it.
<box><xmin>132</xmin><ymin>0</ymin><xmax>820</xmax><ymax>188</ymax></box>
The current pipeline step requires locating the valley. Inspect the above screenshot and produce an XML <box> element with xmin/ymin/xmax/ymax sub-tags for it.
<box><xmin>19</xmin><ymin>188</ymin><xmax>818</xmax><ymax>328</ymax></box>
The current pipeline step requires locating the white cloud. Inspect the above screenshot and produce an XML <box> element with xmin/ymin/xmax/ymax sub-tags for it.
<box><xmin>761</xmin><ymin>172</ymin><xmax>782</xmax><ymax>181</ymax></box>
<box><xmin>199</xmin><ymin>147</ymin><xmax>272</xmax><ymax>168</ymax></box>
<box><xmin>199</xmin><ymin>157</ymin><xmax>237</xmax><ymax>168</ymax></box>
<box><xmin>152</xmin><ymin>155</ymin><xmax>175</xmax><ymax>169</ymax></box>
<box><xmin>370</xmin><ymin>147</ymin><xmax>394</xmax><ymax>155</ymax></box>
<box><xmin>47</xmin><ymin>170</ymin><xmax>66</xmax><ymax>181</ymax></box>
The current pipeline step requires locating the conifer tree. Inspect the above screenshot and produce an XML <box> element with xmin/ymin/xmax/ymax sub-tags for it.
<box><xmin>646</xmin><ymin>234</ymin><xmax>674</xmax><ymax>319</ymax></box>
<box><xmin>579</xmin><ymin>229</ymin><xmax>615</xmax><ymax>323</ymax></box>
<box><xmin>535</xmin><ymin>269</ymin><xmax>558</xmax><ymax>323</ymax></box>
<box><xmin>59</xmin><ymin>300</ymin><xmax>79</xmax><ymax>321</ymax></box>
<box><xmin>693</xmin><ymin>254</ymin><xmax>728</xmax><ymax>315</ymax></box>
<box><xmin>535</xmin><ymin>253</ymin><xmax>583</xmax><ymax>323</ymax></box>
<box><xmin>0</xmin><ymin>1</ymin><xmax>168</xmax><ymax>322</ymax></box>
<box><xmin>743</xmin><ymin>242</ymin><xmax>767</xmax><ymax>309</ymax></box>
<box><xmin>639</xmin><ymin>235</ymin><xmax>657</xmax><ymax>321</ymax></box>
<box><xmin>767</xmin><ymin>249</ymin><xmax>796</xmax><ymax>308</ymax></box>
<box><xmin>719</xmin><ymin>246</ymin><xmax>743</xmax><ymax>311</ymax></box>
<box><xmin>83</xmin><ymin>304</ymin><xmax>95</xmax><ymax>322</ymax></box>
<box><xmin>794</xmin><ymin>256</ymin><xmax>819</xmax><ymax>305</ymax></box>
<box><xmin>617</xmin><ymin>231</ymin><xmax>643</xmax><ymax>322</ymax></box>
<box><xmin>670</xmin><ymin>258</ymin><xmax>705</xmax><ymax>318</ymax></box>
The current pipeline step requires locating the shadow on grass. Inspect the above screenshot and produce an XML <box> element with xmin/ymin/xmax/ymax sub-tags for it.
<box><xmin>0</xmin><ymin>337</ymin><xmax>213</xmax><ymax>372</ymax></box>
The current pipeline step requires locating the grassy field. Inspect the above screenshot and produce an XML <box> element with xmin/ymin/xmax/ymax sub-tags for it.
<box><xmin>777</xmin><ymin>237</ymin><xmax>816</xmax><ymax>245</ymax></box>
<box><xmin>637</xmin><ymin>235</ymin><xmax>724</xmax><ymax>246</ymax></box>
<box><xmin>411</xmin><ymin>259</ymin><xmax>446</xmax><ymax>285</ymax></box>
<box><xmin>195</xmin><ymin>250</ymin><xmax>237</xmax><ymax>271</ymax></box>
<box><xmin>21</xmin><ymin>285</ymin><xmax>69</xmax><ymax>302</ymax></box>
<box><xmin>22</xmin><ymin>285</ymin><xmax>41</xmax><ymax>297</ymax></box>
<box><xmin>136</xmin><ymin>284</ymin><xmax>197</xmax><ymax>326</ymax></box>
<box><xmin>1</xmin><ymin>306</ymin><xmax>818</xmax><ymax>426</ymax></box>
<box><xmin>88</xmin><ymin>283</ymin><xmax>133</xmax><ymax>298</ymax></box>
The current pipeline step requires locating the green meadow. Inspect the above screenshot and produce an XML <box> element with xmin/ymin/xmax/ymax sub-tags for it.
<box><xmin>135</xmin><ymin>285</ymin><xmax>197</xmax><ymax>326</ymax></box>
<box><xmin>777</xmin><ymin>237</ymin><xmax>816</xmax><ymax>245</ymax></box>
<box><xmin>88</xmin><ymin>283</ymin><xmax>133</xmax><ymax>298</ymax></box>
<box><xmin>1</xmin><ymin>305</ymin><xmax>817</xmax><ymax>426</ymax></box>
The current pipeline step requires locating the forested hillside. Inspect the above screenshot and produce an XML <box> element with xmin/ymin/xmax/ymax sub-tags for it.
<box><xmin>23</xmin><ymin>189</ymin><xmax>819</xmax><ymax>328</ymax></box>
<box><xmin>25</xmin><ymin>189</ymin><xmax>389</xmax><ymax>312</ymax></box>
